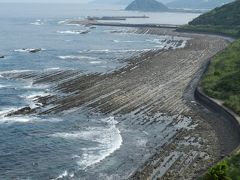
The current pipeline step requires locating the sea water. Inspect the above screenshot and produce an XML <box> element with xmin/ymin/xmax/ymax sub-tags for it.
<box><xmin>0</xmin><ymin>3</ymin><xmax>199</xmax><ymax>179</ymax></box>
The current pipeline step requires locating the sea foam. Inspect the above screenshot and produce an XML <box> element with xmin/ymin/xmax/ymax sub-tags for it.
<box><xmin>57</xmin><ymin>30</ymin><xmax>89</xmax><ymax>35</ymax></box>
<box><xmin>58</xmin><ymin>55</ymin><xmax>97</xmax><ymax>60</ymax></box>
<box><xmin>51</xmin><ymin>117</ymin><xmax>122</xmax><ymax>169</ymax></box>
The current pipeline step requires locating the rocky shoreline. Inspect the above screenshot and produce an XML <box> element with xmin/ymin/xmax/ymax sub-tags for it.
<box><xmin>3</xmin><ymin>28</ymin><xmax>240</xmax><ymax>179</ymax></box>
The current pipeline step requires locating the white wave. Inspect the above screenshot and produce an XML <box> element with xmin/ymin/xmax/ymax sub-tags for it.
<box><xmin>90</xmin><ymin>49</ymin><xmax>110</xmax><ymax>52</ymax></box>
<box><xmin>147</xmin><ymin>38</ymin><xmax>167</xmax><ymax>44</ymax></box>
<box><xmin>146</xmin><ymin>36</ymin><xmax>190</xmax><ymax>50</ymax></box>
<box><xmin>0</xmin><ymin>116</ymin><xmax>61</xmax><ymax>124</ymax></box>
<box><xmin>66</xmin><ymin>23</ymin><xmax>80</xmax><ymax>27</ymax></box>
<box><xmin>89</xmin><ymin>61</ymin><xmax>103</xmax><ymax>64</ymax></box>
<box><xmin>81</xmin><ymin>49</ymin><xmax>110</xmax><ymax>53</ymax></box>
<box><xmin>58</xmin><ymin>20</ymin><xmax>68</xmax><ymax>24</ymax></box>
<box><xmin>14</xmin><ymin>49</ymin><xmax>29</xmax><ymax>52</ymax></box>
<box><xmin>30</xmin><ymin>22</ymin><xmax>44</xmax><ymax>26</ymax></box>
<box><xmin>0</xmin><ymin>107</ymin><xmax>18</xmax><ymax>117</ymax></box>
<box><xmin>79</xmin><ymin>49</ymin><xmax>150</xmax><ymax>54</ymax></box>
<box><xmin>0</xmin><ymin>111</ymin><xmax>37</xmax><ymax>123</ymax></box>
<box><xmin>58</xmin><ymin>55</ymin><xmax>97</xmax><ymax>60</ymax></box>
<box><xmin>0</xmin><ymin>84</ymin><xmax>8</xmax><ymax>88</ymax></box>
<box><xmin>113</xmin><ymin>49</ymin><xmax>151</xmax><ymax>53</ymax></box>
<box><xmin>44</xmin><ymin>67</ymin><xmax>60</xmax><ymax>71</ymax></box>
<box><xmin>0</xmin><ymin>116</ymin><xmax>32</xmax><ymax>123</ymax></box>
<box><xmin>104</xmin><ymin>29</ymin><xmax>129</xmax><ymax>33</ymax></box>
<box><xmin>123</xmin><ymin>40</ymin><xmax>136</xmax><ymax>43</ymax></box>
<box><xmin>24</xmin><ymin>84</ymin><xmax>50</xmax><ymax>90</ymax></box>
<box><xmin>57</xmin><ymin>30</ymin><xmax>89</xmax><ymax>35</ymax></box>
<box><xmin>54</xmin><ymin>170</ymin><xmax>74</xmax><ymax>180</ymax></box>
<box><xmin>0</xmin><ymin>111</ymin><xmax>61</xmax><ymax>124</ymax></box>
<box><xmin>0</xmin><ymin>69</ymin><xmax>34</xmax><ymax>76</ymax></box>
<box><xmin>22</xmin><ymin>81</ymin><xmax>50</xmax><ymax>90</ymax></box>
<box><xmin>154</xmin><ymin>45</ymin><xmax>165</xmax><ymax>48</ymax></box>
<box><xmin>51</xmin><ymin>117</ymin><xmax>122</xmax><ymax>169</ymax></box>
<box><xmin>113</xmin><ymin>40</ymin><xmax>136</xmax><ymax>43</ymax></box>
<box><xmin>178</xmin><ymin>40</ymin><xmax>187</xmax><ymax>49</ymax></box>
<box><xmin>22</xmin><ymin>92</ymin><xmax>51</xmax><ymax>108</ymax></box>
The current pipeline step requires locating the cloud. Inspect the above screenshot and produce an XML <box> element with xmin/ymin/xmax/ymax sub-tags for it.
<box><xmin>0</xmin><ymin>0</ymin><xmax>92</xmax><ymax>3</ymax></box>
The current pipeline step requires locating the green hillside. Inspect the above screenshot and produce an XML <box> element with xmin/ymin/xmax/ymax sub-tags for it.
<box><xmin>190</xmin><ymin>0</ymin><xmax>240</xmax><ymax>26</ymax></box>
<box><xmin>202</xmin><ymin>39</ymin><xmax>240</xmax><ymax>115</ymax></box>
<box><xmin>180</xmin><ymin>0</ymin><xmax>240</xmax><ymax>37</ymax></box>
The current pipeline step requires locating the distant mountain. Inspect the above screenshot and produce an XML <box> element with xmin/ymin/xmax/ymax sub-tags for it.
<box><xmin>125</xmin><ymin>0</ymin><xmax>169</xmax><ymax>11</ymax></box>
<box><xmin>90</xmin><ymin>0</ymin><xmax>174</xmax><ymax>5</ymax></box>
<box><xmin>167</xmin><ymin>0</ymin><xmax>234</xmax><ymax>10</ymax></box>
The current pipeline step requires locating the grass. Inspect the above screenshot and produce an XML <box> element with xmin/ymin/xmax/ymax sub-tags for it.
<box><xmin>201</xmin><ymin>39</ymin><xmax>240</xmax><ymax>115</ymax></box>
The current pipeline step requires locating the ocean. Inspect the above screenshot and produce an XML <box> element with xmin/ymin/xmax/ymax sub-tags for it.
<box><xmin>0</xmin><ymin>3</ymin><xmax>200</xmax><ymax>179</ymax></box>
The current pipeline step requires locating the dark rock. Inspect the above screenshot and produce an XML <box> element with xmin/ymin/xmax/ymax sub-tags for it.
<box><xmin>6</xmin><ymin>106</ymin><xmax>36</xmax><ymax>116</ymax></box>
<box><xmin>80</xmin><ymin>30</ymin><xmax>90</xmax><ymax>34</ymax></box>
<box><xmin>125</xmin><ymin>0</ymin><xmax>169</xmax><ymax>12</ymax></box>
<box><xmin>29</xmin><ymin>48</ymin><xmax>42</xmax><ymax>53</ymax></box>
<box><xmin>0</xmin><ymin>55</ymin><xmax>4</xmax><ymax>58</ymax></box>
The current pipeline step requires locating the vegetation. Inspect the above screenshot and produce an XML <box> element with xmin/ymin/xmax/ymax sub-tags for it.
<box><xmin>203</xmin><ymin>152</ymin><xmax>240</xmax><ymax>180</ymax></box>
<box><xmin>201</xmin><ymin>39</ymin><xmax>240</xmax><ymax>115</ymax></box>
<box><xmin>182</xmin><ymin>1</ymin><xmax>240</xmax><ymax>178</ymax></box>
<box><xmin>180</xmin><ymin>25</ymin><xmax>240</xmax><ymax>37</ymax></box>
<box><xmin>190</xmin><ymin>1</ymin><xmax>240</xmax><ymax>26</ymax></box>
<box><xmin>179</xmin><ymin>0</ymin><xmax>240</xmax><ymax>37</ymax></box>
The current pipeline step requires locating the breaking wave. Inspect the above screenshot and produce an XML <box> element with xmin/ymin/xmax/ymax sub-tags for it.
<box><xmin>51</xmin><ymin>117</ymin><xmax>122</xmax><ymax>170</ymax></box>
<box><xmin>58</xmin><ymin>55</ymin><xmax>97</xmax><ymax>60</ymax></box>
<box><xmin>57</xmin><ymin>30</ymin><xmax>89</xmax><ymax>35</ymax></box>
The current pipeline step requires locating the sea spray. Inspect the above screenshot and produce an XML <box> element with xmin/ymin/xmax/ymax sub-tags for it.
<box><xmin>51</xmin><ymin>117</ymin><xmax>122</xmax><ymax>170</ymax></box>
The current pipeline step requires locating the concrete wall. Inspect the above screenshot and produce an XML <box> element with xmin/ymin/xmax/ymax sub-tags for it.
<box><xmin>195</xmin><ymin>87</ymin><xmax>240</xmax><ymax>134</ymax></box>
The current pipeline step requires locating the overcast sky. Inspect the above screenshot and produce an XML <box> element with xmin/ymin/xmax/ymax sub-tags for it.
<box><xmin>0</xmin><ymin>0</ymin><xmax>173</xmax><ymax>4</ymax></box>
<box><xmin>0</xmin><ymin>0</ymin><xmax>92</xmax><ymax>3</ymax></box>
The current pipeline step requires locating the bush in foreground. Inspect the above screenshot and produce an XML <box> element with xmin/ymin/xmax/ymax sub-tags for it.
<box><xmin>203</xmin><ymin>152</ymin><xmax>240</xmax><ymax>180</ymax></box>
<box><xmin>204</xmin><ymin>161</ymin><xmax>230</xmax><ymax>180</ymax></box>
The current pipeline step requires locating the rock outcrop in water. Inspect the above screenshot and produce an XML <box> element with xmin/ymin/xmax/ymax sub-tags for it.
<box><xmin>125</xmin><ymin>0</ymin><xmax>169</xmax><ymax>12</ymax></box>
<box><xmin>15</xmin><ymin>48</ymin><xmax>42</xmax><ymax>53</ymax></box>
<box><xmin>28</xmin><ymin>48</ymin><xmax>42</xmax><ymax>53</ymax></box>
<box><xmin>6</xmin><ymin>106</ymin><xmax>36</xmax><ymax>116</ymax></box>
<box><xmin>0</xmin><ymin>56</ymin><xmax>4</xmax><ymax>58</ymax></box>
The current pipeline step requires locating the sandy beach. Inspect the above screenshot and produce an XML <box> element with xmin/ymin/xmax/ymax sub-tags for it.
<box><xmin>3</xmin><ymin>28</ymin><xmax>240</xmax><ymax>179</ymax></box>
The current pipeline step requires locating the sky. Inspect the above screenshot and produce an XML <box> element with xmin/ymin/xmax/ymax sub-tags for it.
<box><xmin>0</xmin><ymin>0</ymin><xmax>174</xmax><ymax>4</ymax></box>
<box><xmin>0</xmin><ymin>0</ymin><xmax>92</xmax><ymax>3</ymax></box>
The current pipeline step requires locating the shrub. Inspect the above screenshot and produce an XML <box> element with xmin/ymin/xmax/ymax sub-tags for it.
<box><xmin>204</xmin><ymin>161</ymin><xmax>230</xmax><ymax>180</ymax></box>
